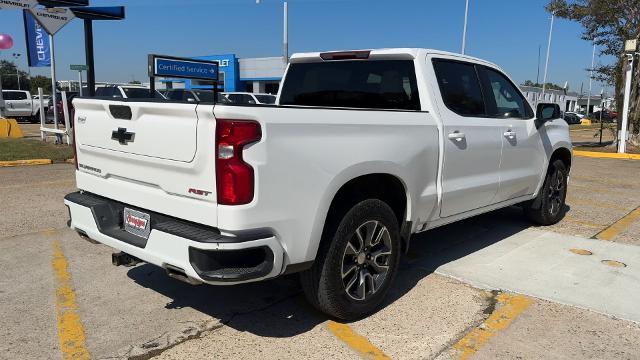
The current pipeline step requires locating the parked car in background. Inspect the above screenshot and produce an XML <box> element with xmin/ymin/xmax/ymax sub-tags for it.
<box><xmin>589</xmin><ymin>110</ymin><xmax>615</xmax><ymax>123</ymax></box>
<box><xmin>67</xmin><ymin>48</ymin><xmax>572</xmax><ymax>320</ymax></box>
<box><xmin>564</xmin><ymin>111</ymin><xmax>584</xmax><ymax>119</ymax></box>
<box><xmin>47</xmin><ymin>92</ymin><xmax>78</xmax><ymax>124</ymax></box>
<box><xmin>563</xmin><ymin>112</ymin><xmax>582</xmax><ymax>125</ymax></box>
<box><xmin>2</xmin><ymin>90</ymin><xmax>47</xmax><ymax>123</ymax></box>
<box><xmin>96</xmin><ymin>84</ymin><xmax>166</xmax><ymax>99</ymax></box>
<box><xmin>222</xmin><ymin>92</ymin><xmax>276</xmax><ymax>105</ymax></box>
<box><xmin>164</xmin><ymin>89</ymin><xmax>231</xmax><ymax>103</ymax></box>
<box><xmin>33</xmin><ymin>94</ymin><xmax>51</xmax><ymax>104</ymax></box>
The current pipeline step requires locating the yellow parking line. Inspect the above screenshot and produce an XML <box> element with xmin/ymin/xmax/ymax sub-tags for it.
<box><xmin>327</xmin><ymin>321</ymin><xmax>391</xmax><ymax>359</ymax></box>
<box><xmin>596</xmin><ymin>207</ymin><xmax>640</xmax><ymax>241</ymax></box>
<box><xmin>0</xmin><ymin>159</ymin><xmax>53</xmax><ymax>167</ymax></box>
<box><xmin>52</xmin><ymin>240</ymin><xmax>91</xmax><ymax>360</ymax></box>
<box><xmin>452</xmin><ymin>293</ymin><xmax>532</xmax><ymax>360</ymax></box>
<box><xmin>573</xmin><ymin>150</ymin><xmax>640</xmax><ymax>160</ymax></box>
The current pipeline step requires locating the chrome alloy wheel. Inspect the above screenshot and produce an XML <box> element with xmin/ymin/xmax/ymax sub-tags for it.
<box><xmin>548</xmin><ymin>168</ymin><xmax>566</xmax><ymax>216</ymax></box>
<box><xmin>341</xmin><ymin>220</ymin><xmax>393</xmax><ymax>301</ymax></box>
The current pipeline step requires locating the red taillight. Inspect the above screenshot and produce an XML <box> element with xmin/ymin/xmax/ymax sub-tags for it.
<box><xmin>215</xmin><ymin>119</ymin><xmax>261</xmax><ymax>205</ymax></box>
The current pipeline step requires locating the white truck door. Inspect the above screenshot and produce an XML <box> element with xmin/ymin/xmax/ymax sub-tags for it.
<box><xmin>2</xmin><ymin>91</ymin><xmax>27</xmax><ymax>117</ymax></box>
<box><xmin>477</xmin><ymin>66</ymin><xmax>545</xmax><ymax>202</ymax></box>
<box><xmin>431</xmin><ymin>58</ymin><xmax>502</xmax><ymax>218</ymax></box>
<box><xmin>12</xmin><ymin>91</ymin><xmax>32</xmax><ymax>116</ymax></box>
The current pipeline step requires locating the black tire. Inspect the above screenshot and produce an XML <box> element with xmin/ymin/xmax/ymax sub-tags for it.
<box><xmin>524</xmin><ymin>159</ymin><xmax>568</xmax><ymax>225</ymax></box>
<box><xmin>300</xmin><ymin>199</ymin><xmax>401</xmax><ymax>320</ymax></box>
<box><xmin>30</xmin><ymin>111</ymin><xmax>40</xmax><ymax>124</ymax></box>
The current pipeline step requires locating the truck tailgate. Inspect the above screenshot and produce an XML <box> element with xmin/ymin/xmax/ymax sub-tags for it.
<box><xmin>73</xmin><ymin>98</ymin><xmax>219</xmax><ymax>227</ymax></box>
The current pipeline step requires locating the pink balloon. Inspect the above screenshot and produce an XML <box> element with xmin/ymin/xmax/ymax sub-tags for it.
<box><xmin>0</xmin><ymin>34</ymin><xmax>14</xmax><ymax>50</ymax></box>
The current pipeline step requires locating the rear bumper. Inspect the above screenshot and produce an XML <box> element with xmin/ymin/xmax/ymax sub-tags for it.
<box><xmin>64</xmin><ymin>191</ymin><xmax>284</xmax><ymax>285</ymax></box>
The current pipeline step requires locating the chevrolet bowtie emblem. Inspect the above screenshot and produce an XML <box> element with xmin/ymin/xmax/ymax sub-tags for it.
<box><xmin>111</xmin><ymin>127</ymin><xmax>135</xmax><ymax>145</ymax></box>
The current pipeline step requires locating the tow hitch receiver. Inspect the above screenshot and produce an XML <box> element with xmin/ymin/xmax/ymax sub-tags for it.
<box><xmin>112</xmin><ymin>252</ymin><xmax>142</xmax><ymax>267</ymax></box>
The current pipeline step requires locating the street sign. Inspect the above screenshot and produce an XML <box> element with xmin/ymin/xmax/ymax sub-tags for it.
<box><xmin>29</xmin><ymin>7</ymin><xmax>75</xmax><ymax>35</ymax></box>
<box><xmin>0</xmin><ymin>0</ymin><xmax>37</xmax><ymax>10</ymax></box>
<box><xmin>149</xmin><ymin>55</ymin><xmax>219</xmax><ymax>81</ymax></box>
<box><xmin>70</xmin><ymin>64</ymin><xmax>87</xmax><ymax>71</ymax></box>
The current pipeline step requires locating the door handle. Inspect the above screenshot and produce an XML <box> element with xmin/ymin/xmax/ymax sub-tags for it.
<box><xmin>448</xmin><ymin>131</ymin><xmax>466</xmax><ymax>141</ymax></box>
<box><xmin>503</xmin><ymin>130</ymin><xmax>516</xmax><ymax>139</ymax></box>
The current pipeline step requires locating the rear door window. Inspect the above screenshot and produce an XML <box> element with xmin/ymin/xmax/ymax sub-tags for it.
<box><xmin>432</xmin><ymin>59</ymin><xmax>485</xmax><ymax>117</ymax></box>
<box><xmin>13</xmin><ymin>92</ymin><xmax>27</xmax><ymax>100</ymax></box>
<box><xmin>279</xmin><ymin>60</ymin><xmax>420</xmax><ymax>110</ymax></box>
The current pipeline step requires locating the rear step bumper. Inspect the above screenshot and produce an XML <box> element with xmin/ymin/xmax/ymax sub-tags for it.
<box><xmin>64</xmin><ymin>191</ymin><xmax>284</xmax><ymax>285</ymax></box>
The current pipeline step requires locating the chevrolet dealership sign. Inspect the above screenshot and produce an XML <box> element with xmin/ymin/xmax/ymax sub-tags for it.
<box><xmin>0</xmin><ymin>0</ymin><xmax>38</xmax><ymax>9</ymax></box>
<box><xmin>28</xmin><ymin>6</ymin><xmax>74</xmax><ymax>35</ymax></box>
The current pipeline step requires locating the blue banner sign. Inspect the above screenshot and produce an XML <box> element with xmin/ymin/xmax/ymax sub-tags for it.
<box><xmin>23</xmin><ymin>9</ymin><xmax>51</xmax><ymax>67</ymax></box>
<box><xmin>149</xmin><ymin>55</ymin><xmax>219</xmax><ymax>81</ymax></box>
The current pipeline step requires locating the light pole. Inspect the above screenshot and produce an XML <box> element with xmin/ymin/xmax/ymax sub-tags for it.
<box><xmin>586</xmin><ymin>43</ymin><xmax>596</xmax><ymax>116</ymax></box>
<box><xmin>541</xmin><ymin>12</ymin><xmax>554</xmax><ymax>103</ymax></box>
<box><xmin>256</xmin><ymin>0</ymin><xmax>288</xmax><ymax>64</ymax></box>
<box><xmin>11</xmin><ymin>53</ymin><xmax>21</xmax><ymax>90</ymax></box>
<box><xmin>461</xmin><ymin>0</ymin><xmax>469</xmax><ymax>54</ymax></box>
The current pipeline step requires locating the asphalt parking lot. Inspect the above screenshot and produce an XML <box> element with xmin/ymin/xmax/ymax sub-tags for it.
<box><xmin>1</xmin><ymin>156</ymin><xmax>639</xmax><ymax>360</ymax></box>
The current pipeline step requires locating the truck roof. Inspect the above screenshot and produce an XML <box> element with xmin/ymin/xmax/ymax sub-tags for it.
<box><xmin>290</xmin><ymin>48</ymin><xmax>500</xmax><ymax>69</ymax></box>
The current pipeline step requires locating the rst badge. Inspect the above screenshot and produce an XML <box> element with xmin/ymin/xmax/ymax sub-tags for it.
<box><xmin>123</xmin><ymin>208</ymin><xmax>151</xmax><ymax>239</ymax></box>
<box><xmin>188</xmin><ymin>188</ymin><xmax>212</xmax><ymax>197</ymax></box>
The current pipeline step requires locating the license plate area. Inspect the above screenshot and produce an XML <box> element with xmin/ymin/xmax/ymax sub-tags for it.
<box><xmin>123</xmin><ymin>207</ymin><xmax>151</xmax><ymax>239</ymax></box>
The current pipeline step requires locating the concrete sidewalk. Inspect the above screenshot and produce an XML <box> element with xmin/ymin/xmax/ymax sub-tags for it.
<box><xmin>430</xmin><ymin>228</ymin><xmax>640</xmax><ymax>323</ymax></box>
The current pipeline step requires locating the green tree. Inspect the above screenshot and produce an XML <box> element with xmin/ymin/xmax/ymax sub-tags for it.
<box><xmin>0</xmin><ymin>60</ymin><xmax>30</xmax><ymax>91</ymax></box>
<box><xmin>547</xmin><ymin>0</ymin><xmax>640</xmax><ymax>143</ymax></box>
<box><xmin>29</xmin><ymin>75</ymin><xmax>53</xmax><ymax>95</ymax></box>
<box><xmin>522</xmin><ymin>80</ymin><xmax>566</xmax><ymax>90</ymax></box>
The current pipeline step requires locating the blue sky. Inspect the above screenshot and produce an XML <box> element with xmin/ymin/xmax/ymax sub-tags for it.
<box><xmin>0</xmin><ymin>0</ymin><xmax>610</xmax><ymax>93</ymax></box>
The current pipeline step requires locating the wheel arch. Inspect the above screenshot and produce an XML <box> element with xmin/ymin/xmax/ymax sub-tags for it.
<box><xmin>306</xmin><ymin>168</ymin><xmax>412</xmax><ymax>263</ymax></box>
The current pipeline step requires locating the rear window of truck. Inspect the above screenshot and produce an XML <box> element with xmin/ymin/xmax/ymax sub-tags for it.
<box><xmin>279</xmin><ymin>60</ymin><xmax>420</xmax><ymax>111</ymax></box>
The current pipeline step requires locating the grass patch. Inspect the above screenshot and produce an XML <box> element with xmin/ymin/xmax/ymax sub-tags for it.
<box><xmin>0</xmin><ymin>138</ymin><xmax>73</xmax><ymax>161</ymax></box>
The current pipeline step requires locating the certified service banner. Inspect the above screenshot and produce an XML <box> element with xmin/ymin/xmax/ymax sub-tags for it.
<box><xmin>23</xmin><ymin>9</ymin><xmax>51</xmax><ymax>67</ymax></box>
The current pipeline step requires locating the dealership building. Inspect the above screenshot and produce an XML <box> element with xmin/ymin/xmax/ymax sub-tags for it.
<box><xmin>159</xmin><ymin>54</ymin><xmax>286</xmax><ymax>94</ymax></box>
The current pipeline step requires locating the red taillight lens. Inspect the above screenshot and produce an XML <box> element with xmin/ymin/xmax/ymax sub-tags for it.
<box><xmin>215</xmin><ymin>119</ymin><xmax>261</xmax><ymax>205</ymax></box>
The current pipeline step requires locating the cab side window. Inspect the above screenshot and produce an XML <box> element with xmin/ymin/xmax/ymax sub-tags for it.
<box><xmin>432</xmin><ymin>59</ymin><xmax>485</xmax><ymax>117</ymax></box>
<box><xmin>479</xmin><ymin>67</ymin><xmax>533</xmax><ymax>119</ymax></box>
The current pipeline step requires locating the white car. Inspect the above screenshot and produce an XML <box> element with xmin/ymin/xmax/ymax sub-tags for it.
<box><xmin>565</xmin><ymin>111</ymin><xmax>585</xmax><ymax>119</ymax></box>
<box><xmin>222</xmin><ymin>92</ymin><xmax>276</xmax><ymax>105</ymax></box>
<box><xmin>66</xmin><ymin>48</ymin><xmax>572</xmax><ymax>320</ymax></box>
<box><xmin>95</xmin><ymin>85</ymin><xmax>165</xmax><ymax>99</ymax></box>
<box><xmin>1</xmin><ymin>90</ymin><xmax>47</xmax><ymax>122</ymax></box>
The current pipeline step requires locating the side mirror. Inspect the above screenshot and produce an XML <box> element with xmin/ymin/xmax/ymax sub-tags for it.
<box><xmin>535</xmin><ymin>103</ymin><xmax>560</xmax><ymax>127</ymax></box>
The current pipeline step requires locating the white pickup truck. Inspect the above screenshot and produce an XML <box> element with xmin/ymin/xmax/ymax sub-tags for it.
<box><xmin>1</xmin><ymin>90</ymin><xmax>46</xmax><ymax>122</ymax></box>
<box><xmin>65</xmin><ymin>48</ymin><xmax>571</xmax><ymax>320</ymax></box>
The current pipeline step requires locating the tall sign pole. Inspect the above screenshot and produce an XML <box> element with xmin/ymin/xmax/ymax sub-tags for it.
<box><xmin>461</xmin><ymin>0</ymin><xmax>469</xmax><ymax>54</ymax></box>
<box><xmin>283</xmin><ymin>1</ymin><xmax>288</xmax><ymax>64</ymax></box>
<box><xmin>49</xmin><ymin>33</ymin><xmax>58</xmax><ymax>127</ymax></box>
<box><xmin>620</xmin><ymin>39</ymin><xmax>638</xmax><ymax>154</ymax></box>
<box><xmin>84</xmin><ymin>19</ymin><xmax>94</xmax><ymax>96</ymax></box>
<box><xmin>586</xmin><ymin>43</ymin><xmax>595</xmax><ymax>115</ymax></box>
<box><xmin>541</xmin><ymin>12</ymin><xmax>554</xmax><ymax>102</ymax></box>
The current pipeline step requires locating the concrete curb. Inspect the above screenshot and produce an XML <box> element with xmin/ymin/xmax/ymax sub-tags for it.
<box><xmin>574</xmin><ymin>150</ymin><xmax>640</xmax><ymax>160</ymax></box>
<box><xmin>0</xmin><ymin>159</ymin><xmax>53</xmax><ymax>167</ymax></box>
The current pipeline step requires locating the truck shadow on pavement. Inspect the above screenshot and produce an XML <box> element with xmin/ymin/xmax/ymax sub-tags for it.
<box><xmin>125</xmin><ymin>205</ymin><xmax>566</xmax><ymax>338</ymax></box>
